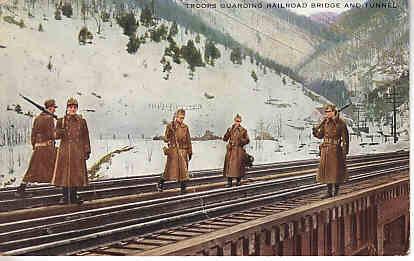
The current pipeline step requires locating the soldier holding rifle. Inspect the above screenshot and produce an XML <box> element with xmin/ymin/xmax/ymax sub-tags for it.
<box><xmin>15</xmin><ymin>99</ymin><xmax>58</xmax><ymax>197</ymax></box>
<box><xmin>52</xmin><ymin>98</ymin><xmax>91</xmax><ymax>204</ymax></box>
<box><xmin>312</xmin><ymin>104</ymin><xmax>350</xmax><ymax>198</ymax></box>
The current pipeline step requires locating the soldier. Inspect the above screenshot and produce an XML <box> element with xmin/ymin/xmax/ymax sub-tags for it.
<box><xmin>223</xmin><ymin>114</ymin><xmax>250</xmax><ymax>187</ymax></box>
<box><xmin>52</xmin><ymin>98</ymin><xmax>91</xmax><ymax>204</ymax></box>
<box><xmin>15</xmin><ymin>99</ymin><xmax>58</xmax><ymax>197</ymax></box>
<box><xmin>157</xmin><ymin>109</ymin><xmax>192</xmax><ymax>194</ymax></box>
<box><xmin>312</xmin><ymin>104</ymin><xmax>349</xmax><ymax>198</ymax></box>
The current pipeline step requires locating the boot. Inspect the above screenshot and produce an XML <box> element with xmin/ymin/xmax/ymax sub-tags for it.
<box><xmin>180</xmin><ymin>181</ymin><xmax>187</xmax><ymax>194</ymax></box>
<box><xmin>14</xmin><ymin>183</ymin><xmax>27</xmax><ymax>197</ymax></box>
<box><xmin>236</xmin><ymin>177</ymin><xmax>242</xmax><ymax>186</ymax></box>
<box><xmin>334</xmin><ymin>184</ymin><xmax>340</xmax><ymax>196</ymax></box>
<box><xmin>59</xmin><ymin>187</ymin><xmax>69</xmax><ymax>204</ymax></box>
<box><xmin>226</xmin><ymin>177</ymin><xmax>233</xmax><ymax>188</ymax></box>
<box><xmin>322</xmin><ymin>184</ymin><xmax>333</xmax><ymax>199</ymax></box>
<box><xmin>157</xmin><ymin>178</ymin><xmax>165</xmax><ymax>192</ymax></box>
<box><xmin>70</xmin><ymin>187</ymin><xmax>83</xmax><ymax>205</ymax></box>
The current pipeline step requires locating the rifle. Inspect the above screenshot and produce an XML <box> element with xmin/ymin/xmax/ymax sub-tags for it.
<box><xmin>19</xmin><ymin>94</ymin><xmax>58</xmax><ymax>119</ymax></box>
<box><xmin>338</xmin><ymin>102</ymin><xmax>353</xmax><ymax>113</ymax></box>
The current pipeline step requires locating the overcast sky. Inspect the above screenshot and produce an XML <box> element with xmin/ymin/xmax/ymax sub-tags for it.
<box><xmin>262</xmin><ymin>0</ymin><xmax>368</xmax><ymax>16</ymax></box>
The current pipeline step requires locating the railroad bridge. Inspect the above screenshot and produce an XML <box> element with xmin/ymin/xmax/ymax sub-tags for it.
<box><xmin>0</xmin><ymin>151</ymin><xmax>409</xmax><ymax>256</ymax></box>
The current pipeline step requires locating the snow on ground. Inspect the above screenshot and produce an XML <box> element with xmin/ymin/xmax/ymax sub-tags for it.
<box><xmin>0</xmin><ymin>136</ymin><xmax>409</xmax><ymax>187</ymax></box>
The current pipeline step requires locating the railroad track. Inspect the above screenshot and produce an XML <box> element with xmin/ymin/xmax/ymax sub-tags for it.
<box><xmin>0</xmin><ymin>151</ymin><xmax>408</xmax><ymax>212</ymax></box>
<box><xmin>0</xmin><ymin>153</ymin><xmax>408</xmax><ymax>255</ymax></box>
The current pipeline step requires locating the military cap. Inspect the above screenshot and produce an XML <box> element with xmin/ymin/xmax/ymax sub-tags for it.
<box><xmin>44</xmin><ymin>99</ymin><xmax>57</xmax><ymax>108</ymax></box>
<box><xmin>67</xmin><ymin>97</ymin><xmax>78</xmax><ymax>107</ymax></box>
<box><xmin>234</xmin><ymin>113</ymin><xmax>242</xmax><ymax>120</ymax></box>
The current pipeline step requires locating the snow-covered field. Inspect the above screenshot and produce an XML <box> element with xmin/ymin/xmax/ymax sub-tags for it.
<box><xmin>0</xmin><ymin>134</ymin><xmax>409</xmax><ymax>187</ymax></box>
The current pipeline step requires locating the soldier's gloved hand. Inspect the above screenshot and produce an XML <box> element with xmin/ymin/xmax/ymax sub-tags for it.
<box><xmin>188</xmin><ymin>153</ymin><xmax>192</xmax><ymax>161</ymax></box>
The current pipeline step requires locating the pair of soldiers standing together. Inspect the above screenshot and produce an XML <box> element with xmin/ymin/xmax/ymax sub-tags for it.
<box><xmin>16</xmin><ymin>98</ymin><xmax>91</xmax><ymax>204</ymax></box>
<box><xmin>157</xmin><ymin>110</ymin><xmax>250</xmax><ymax>194</ymax></box>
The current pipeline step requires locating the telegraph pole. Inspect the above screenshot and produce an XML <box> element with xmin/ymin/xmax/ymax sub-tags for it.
<box><xmin>384</xmin><ymin>82</ymin><xmax>404</xmax><ymax>143</ymax></box>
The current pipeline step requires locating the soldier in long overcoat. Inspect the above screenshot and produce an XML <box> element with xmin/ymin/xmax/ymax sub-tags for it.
<box><xmin>312</xmin><ymin>104</ymin><xmax>349</xmax><ymax>197</ymax></box>
<box><xmin>157</xmin><ymin>109</ymin><xmax>192</xmax><ymax>194</ymax></box>
<box><xmin>52</xmin><ymin>98</ymin><xmax>91</xmax><ymax>204</ymax></box>
<box><xmin>15</xmin><ymin>99</ymin><xmax>58</xmax><ymax>197</ymax></box>
<box><xmin>223</xmin><ymin>114</ymin><xmax>250</xmax><ymax>187</ymax></box>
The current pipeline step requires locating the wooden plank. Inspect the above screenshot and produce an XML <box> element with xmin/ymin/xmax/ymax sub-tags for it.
<box><xmin>124</xmin><ymin>243</ymin><xmax>158</xmax><ymax>250</ymax></box>
<box><xmin>235</xmin><ymin>238</ymin><xmax>244</xmax><ymax>255</ymax></box>
<box><xmin>282</xmin><ymin>238</ymin><xmax>295</xmax><ymax>255</ymax></box>
<box><xmin>155</xmin><ymin>235</ymin><xmax>187</xmax><ymax>242</ymax></box>
<box><xmin>223</xmin><ymin>241</ymin><xmax>233</xmax><ymax>256</ymax></box>
<box><xmin>330</xmin><ymin>218</ymin><xmax>339</xmax><ymax>255</ymax></box>
<box><xmin>197</xmin><ymin>224</ymin><xmax>227</xmax><ymax>230</ymax></box>
<box><xmin>169</xmin><ymin>231</ymin><xmax>203</xmax><ymax>237</ymax></box>
<box><xmin>300</xmin><ymin>231</ymin><xmax>311</xmax><ymax>255</ymax></box>
<box><xmin>248</xmin><ymin>233</ymin><xmax>256</xmax><ymax>255</ymax></box>
<box><xmin>343</xmin><ymin>214</ymin><xmax>353</xmax><ymax>255</ymax></box>
<box><xmin>138</xmin><ymin>239</ymin><xmax>171</xmax><ymax>246</ymax></box>
<box><xmin>317</xmin><ymin>213</ymin><xmax>326</xmax><ymax>256</ymax></box>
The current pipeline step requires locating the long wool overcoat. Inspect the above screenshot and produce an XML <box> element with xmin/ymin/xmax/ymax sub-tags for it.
<box><xmin>23</xmin><ymin>112</ymin><xmax>57</xmax><ymax>183</ymax></box>
<box><xmin>52</xmin><ymin>114</ymin><xmax>91</xmax><ymax>187</ymax></box>
<box><xmin>163</xmin><ymin>122</ymin><xmax>192</xmax><ymax>182</ymax></box>
<box><xmin>223</xmin><ymin>125</ymin><xmax>250</xmax><ymax>178</ymax></box>
<box><xmin>312</xmin><ymin>117</ymin><xmax>349</xmax><ymax>184</ymax></box>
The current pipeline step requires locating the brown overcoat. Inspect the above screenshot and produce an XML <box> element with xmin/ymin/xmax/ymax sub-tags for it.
<box><xmin>52</xmin><ymin>114</ymin><xmax>91</xmax><ymax>187</ymax></box>
<box><xmin>22</xmin><ymin>112</ymin><xmax>57</xmax><ymax>183</ymax></box>
<box><xmin>223</xmin><ymin>125</ymin><xmax>250</xmax><ymax>178</ymax></box>
<box><xmin>312</xmin><ymin>117</ymin><xmax>349</xmax><ymax>184</ymax></box>
<box><xmin>163</xmin><ymin>121</ymin><xmax>192</xmax><ymax>181</ymax></box>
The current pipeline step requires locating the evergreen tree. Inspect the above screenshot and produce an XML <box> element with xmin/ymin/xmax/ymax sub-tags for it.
<box><xmin>101</xmin><ymin>11</ymin><xmax>110</xmax><ymax>23</ymax></box>
<box><xmin>163</xmin><ymin>61</ymin><xmax>172</xmax><ymax>73</ymax></box>
<box><xmin>230</xmin><ymin>47</ymin><xmax>242</xmax><ymax>65</ymax></box>
<box><xmin>204</xmin><ymin>40</ymin><xmax>221</xmax><ymax>66</ymax></box>
<box><xmin>126</xmin><ymin>35</ymin><xmax>141</xmax><ymax>54</ymax></box>
<box><xmin>251</xmin><ymin>70</ymin><xmax>258</xmax><ymax>82</ymax></box>
<box><xmin>18</xmin><ymin>19</ymin><xmax>25</xmax><ymax>28</ymax></box>
<box><xmin>181</xmin><ymin>40</ymin><xmax>204</xmax><ymax>70</ymax></box>
<box><xmin>62</xmin><ymin>3</ymin><xmax>73</xmax><ymax>18</ymax></box>
<box><xmin>78</xmin><ymin>26</ymin><xmax>93</xmax><ymax>45</ymax></box>
<box><xmin>117</xmin><ymin>12</ymin><xmax>138</xmax><ymax>37</ymax></box>
<box><xmin>168</xmin><ymin>21</ymin><xmax>178</xmax><ymax>37</ymax></box>
<box><xmin>54</xmin><ymin>8</ymin><xmax>62</xmax><ymax>20</ymax></box>
<box><xmin>150</xmin><ymin>24</ymin><xmax>168</xmax><ymax>42</ymax></box>
<box><xmin>164</xmin><ymin>39</ymin><xmax>181</xmax><ymax>64</ymax></box>
<box><xmin>140</xmin><ymin>5</ymin><xmax>154</xmax><ymax>27</ymax></box>
<box><xmin>160</xmin><ymin>56</ymin><xmax>166</xmax><ymax>64</ymax></box>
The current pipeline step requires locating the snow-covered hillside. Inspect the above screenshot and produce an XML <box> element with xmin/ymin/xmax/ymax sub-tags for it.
<box><xmin>0</xmin><ymin>4</ymin><xmax>322</xmax><ymax>139</ymax></box>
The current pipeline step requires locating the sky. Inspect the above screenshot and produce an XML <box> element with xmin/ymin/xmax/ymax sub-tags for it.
<box><xmin>262</xmin><ymin>0</ymin><xmax>368</xmax><ymax>16</ymax></box>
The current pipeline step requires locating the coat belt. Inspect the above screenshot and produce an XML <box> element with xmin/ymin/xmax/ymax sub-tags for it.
<box><xmin>323</xmin><ymin>138</ymin><xmax>340</xmax><ymax>144</ymax></box>
<box><xmin>35</xmin><ymin>140</ymin><xmax>54</xmax><ymax>148</ymax></box>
